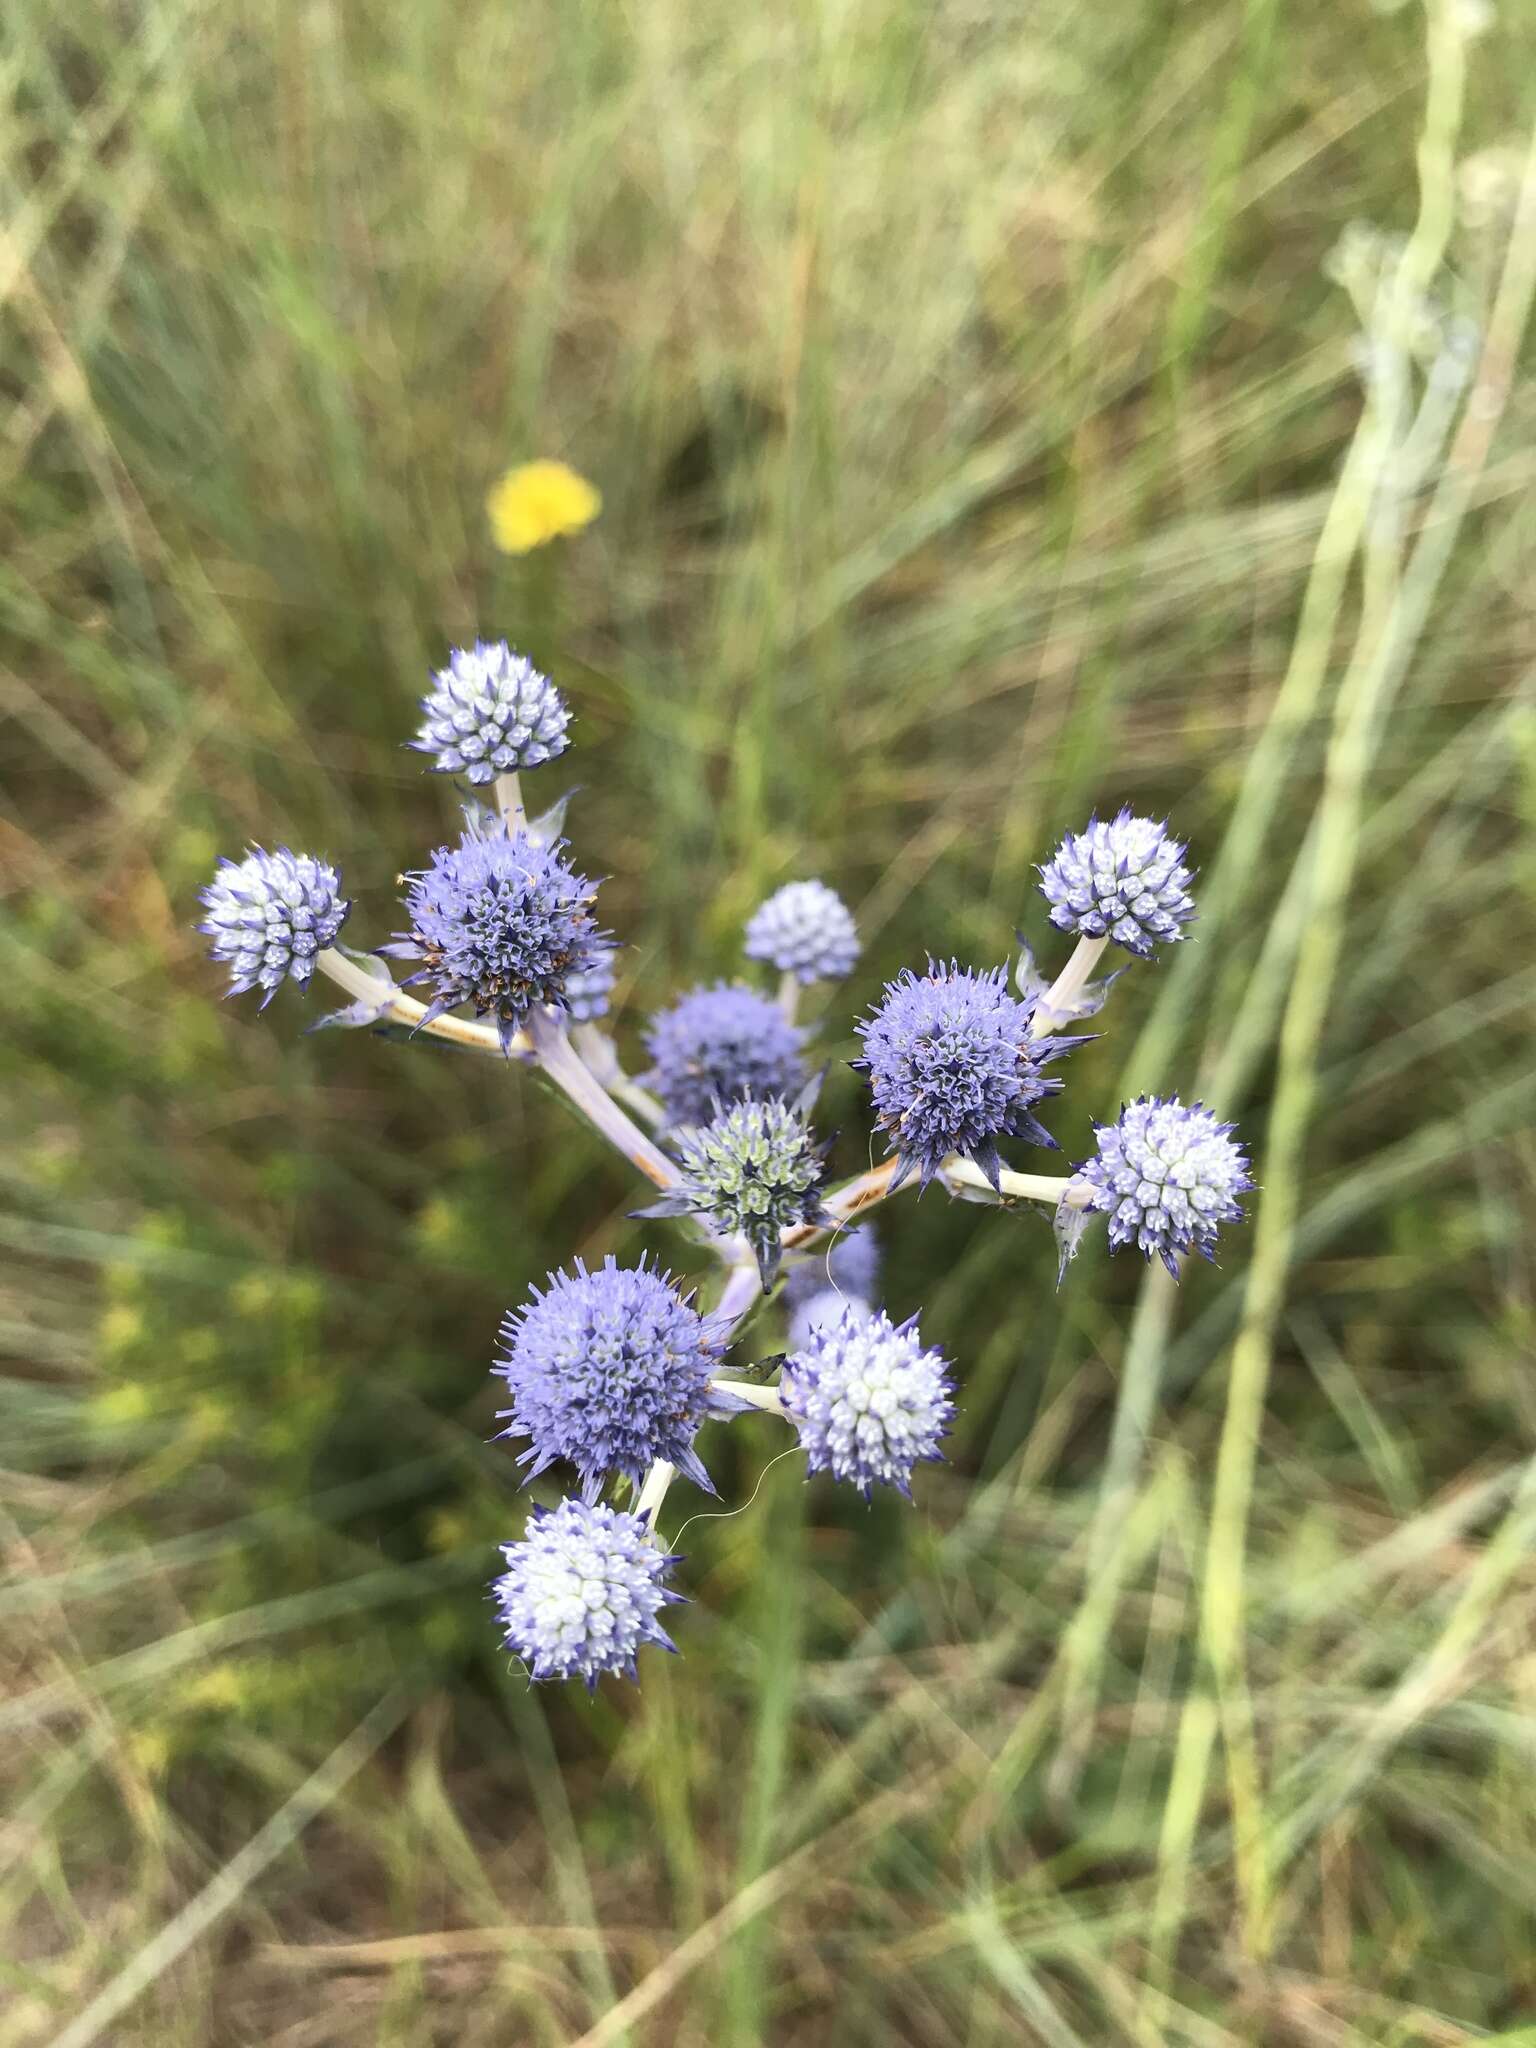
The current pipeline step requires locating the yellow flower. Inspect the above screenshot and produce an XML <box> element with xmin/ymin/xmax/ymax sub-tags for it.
<box><xmin>487</xmin><ymin>460</ymin><xmax>601</xmax><ymax>554</ymax></box>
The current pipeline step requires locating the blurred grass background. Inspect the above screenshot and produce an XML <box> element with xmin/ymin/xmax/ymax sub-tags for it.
<box><xmin>4</xmin><ymin>0</ymin><xmax>1536</xmax><ymax>2041</ymax></box>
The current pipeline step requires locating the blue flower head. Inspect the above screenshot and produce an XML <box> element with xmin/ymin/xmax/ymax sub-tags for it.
<box><xmin>854</xmin><ymin>963</ymin><xmax>1082</xmax><ymax>1190</ymax></box>
<box><xmin>495</xmin><ymin>1256</ymin><xmax>736</xmax><ymax>1499</ymax></box>
<box><xmin>384</xmin><ymin>822</ymin><xmax>605</xmax><ymax>1053</ymax></box>
<box><xmin>1076</xmin><ymin>1095</ymin><xmax>1252</xmax><ymax>1277</ymax></box>
<box><xmin>782</xmin><ymin>1226</ymin><xmax>880</xmax><ymax>1318</ymax></box>
<box><xmin>1038</xmin><ymin>808</ymin><xmax>1195</xmax><ymax>957</ymax></box>
<box><xmin>744</xmin><ymin>879</ymin><xmax>860</xmax><ymax>985</ymax></box>
<box><xmin>198</xmin><ymin>846</ymin><xmax>350</xmax><ymax>1007</ymax></box>
<box><xmin>781</xmin><ymin>1304</ymin><xmax>953</xmax><ymax>1499</ymax></box>
<box><xmin>642</xmin><ymin>982</ymin><xmax>807</xmax><ymax>1130</ymax></box>
<box><xmin>492</xmin><ymin>1498</ymin><xmax>682</xmax><ymax>1690</ymax></box>
<box><xmin>410</xmin><ymin>641</ymin><xmax>571</xmax><ymax>783</ymax></box>
<box><xmin>641</xmin><ymin>1092</ymin><xmax>832</xmax><ymax>1286</ymax></box>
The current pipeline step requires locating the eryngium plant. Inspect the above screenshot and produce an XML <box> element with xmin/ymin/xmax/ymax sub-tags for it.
<box><xmin>200</xmin><ymin>636</ymin><xmax>1252</xmax><ymax>1690</ymax></box>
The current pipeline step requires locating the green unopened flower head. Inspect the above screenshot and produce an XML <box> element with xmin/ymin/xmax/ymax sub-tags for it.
<box><xmin>639</xmin><ymin>1089</ymin><xmax>832</xmax><ymax>1286</ymax></box>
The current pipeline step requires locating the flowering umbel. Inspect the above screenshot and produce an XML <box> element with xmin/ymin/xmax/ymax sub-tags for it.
<box><xmin>384</xmin><ymin>822</ymin><xmax>605</xmax><ymax>1052</ymax></box>
<box><xmin>1075</xmin><ymin>1095</ymin><xmax>1253</xmax><ymax>1276</ymax></box>
<box><xmin>643</xmin><ymin>1091</ymin><xmax>833</xmax><ymax>1286</ymax></box>
<box><xmin>782</xmin><ymin>1305</ymin><xmax>953</xmax><ymax>1498</ymax></box>
<box><xmin>1038</xmin><ymin>809</ymin><xmax>1196</xmax><ymax>958</ymax></box>
<box><xmin>642</xmin><ymin>982</ymin><xmax>807</xmax><ymax>1129</ymax></box>
<box><xmin>854</xmin><ymin>963</ymin><xmax>1083</xmax><ymax>1190</ymax></box>
<box><xmin>410</xmin><ymin>641</ymin><xmax>571</xmax><ymax>783</ymax></box>
<box><xmin>199</xmin><ymin>847</ymin><xmax>350</xmax><ymax>1007</ymax></box>
<box><xmin>744</xmin><ymin>880</ymin><xmax>860</xmax><ymax>985</ymax></box>
<box><xmin>492</xmin><ymin>1499</ymin><xmax>681</xmax><ymax>1690</ymax></box>
<box><xmin>495</xmin><ymin>1257</ymin><xmax>738</xmax><ymax>1499</ymax></box>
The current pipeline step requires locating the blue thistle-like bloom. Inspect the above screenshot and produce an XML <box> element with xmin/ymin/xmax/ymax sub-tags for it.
<box><xmin>1075</xmin><ymin>1095</ymin><xmax>1253</xmax><ymax>1277</ymax></box>
<box><xmin>853</xmin><ymin>963</ymin><xmax>1082</xmax><ymax>1191</ymax></box>
<box><xmin>383</xmin><ymin>822</ymin><xmax>605</xmax><ymax>1052</ymax></box>
<box><xmin>642</xmin><ymin>1094</ymin><xmax>832</xmax><ymax>1286</ymax></box>
<box><xmin>642</xmin><ymin>982</ymin><xmax>807</xmax><ymax>1130</ymax></box>
<box><xmin>495</xmin><ymin>1257</ymin><xmax>736</xmax><ymax>1499</ymax></box>
<box><xmin>409</xmin><ymin>640</ymin><xmax>571</xmax><ymax>783</ymax></box>
<box><xmin>563</xmin><ymin>940</ymin><xmax>618</xmax><ymax>1023</ymax></box>
<box><xmin>744</xmin><ymin>879</ymin><xmax>860</xmax><ymax>985</ymax></box>
<box><xmin>198</xmin><ymin>846</ymin><xmax>350</xmax><ymax>1008</ymax></box>
<box><xmin>781</xmin><ymin>1305</ymin><xmax>953</xmax><ymax>1499</ymax></box>
<box><xmin>492</xmin><ymin>1499</ymin><xmax>682</xmax><ymax>1690</ymax></box>
<box><xmin>1038</xmin><ymin>808</ymin><xmax>1195</xmax><ymax>958</ymax></box>
<box><xmin>783</xmin><ymin>1227</ymin><xmax>880</xmax><ymax>1318</ymax></box>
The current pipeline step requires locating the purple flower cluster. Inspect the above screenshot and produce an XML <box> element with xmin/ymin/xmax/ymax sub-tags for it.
<box><xmin>198</xmin><ymin>846</ymin><xmax>350</xmax><ymax>1006</ymax></box>
<box><xmin>410</xmin><ymin>641</ymin><xmax>570</xmax><ymax>783</ymax></box>
<box><xmin>642</xmin><ymin>982</ymin><xmax>806</xmax><ymax>1129</ymax></box>
<box><xmin>201</xmin><ymin>646</ymin><xmax>1256</xmax><ymax>1691</ymax></box>
<box><xmin>384</xmin><ymin>823</ymin><xmax>606</xmax><ymax>1052</ymax></box>
<box><xmin>854</xmin><ymin>963</ymin><xmax>1082</xmax><ymax>1190</ymax></box>
<box><xmin>1075</xmin><ymin>1095</ymin><xmax>1252</xmax><ymax>1276</ymax></box>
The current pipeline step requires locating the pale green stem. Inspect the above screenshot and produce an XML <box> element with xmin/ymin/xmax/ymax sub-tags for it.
<box><xmin>942</xmin><ymin>1160</ymin><xmax>1081</xmax><ymax>1207</ymax></box>
<box><xmin>527</xmin><ymin>1008</ymin><xmax>679</xmax><ymax>1191</ymax></box>
<box><xmin>1031</xmin><ymin>934</ymin><xmax>1108</xmax><ymax>1035</ymax></box>
<box><xmin>494</xmin><ymin>771</ymin><xmax>525</xmax><ymax>832</ymax></box>
<box><xmin>711</xmin><ymin>1380</ymin><xmax>787</xmax><ymax>1417</ymax></box>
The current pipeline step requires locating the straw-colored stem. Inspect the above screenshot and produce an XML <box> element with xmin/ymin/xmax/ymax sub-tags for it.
<box><xmin>315</xmin><ymin>948</ymin><xmax>525</xmax><ymax>1056</ymax></box>
<box><xmin>1031</xmin><ymin>934</ymin><xmax>1108</xmax><ymax>1035</ymax></box>
<box><xmin>711</xmin><ymin>1380</ymin><xmax>787</xmax><ymax>1417</ymax></box>
<box><xmin>527</xmin><ymin>1009</ymin><xmax>680</xmax><ymax>1191</ymax></box>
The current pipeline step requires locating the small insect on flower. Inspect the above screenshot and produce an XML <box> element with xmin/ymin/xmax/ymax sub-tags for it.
<box><xmin>495</xmin><ymin>1256</ymin><xmax>742</xmax><ymax>1499</ymax></box>
<box><xmin>744</xmin><ymin>879</ymin><xmax>861</xmax><ymax>985</ymax></box>
<box><xmin>493</xmin><ymin>1498</ymin><xmax>683</xmax><ymax>1690</ymax></box>
<box><xmin>640</xmin><ymin>1090</ymin><xmax>833</xmax><ymax>1286</ymax></box>
<box><xmin>781</xmin><ymin>1304</ymin><xmax>954</xmax><ymax>1499</ymax></box>
<box><xmin>642</xmin><ymin>982</ymin><xmax>808</xmax><ymax>1130</ymax></box>
<box><xmin>382</xmin><ymin>822</ymin><xmax>606</xmax><ymax>1053</ymax></box>
<box><xmin>410</xmin><ymin>641</ymin><xmax>571</xmax><ymax>784</ymax></box>
<box><xmin>198</xmin><ymin>847</ymin><xmax>350</xmax><ymax>1007</ymax></box>
<box><xmin>854</xmin><ymin>963</ymin><xmax>1083</xmax><ymax>1191</ymax></box>
<box><xmin>487</xmin><ymin>460</ymin><xmax>602</xmax><ymax>555</ymax></box>
<box><xmin>1038</xmin><ymin>808</ymin><xmax>1196</xmax><ymax>958</ymax></box>
<box><xmin>1074</xmin><ymin>1095</ymin><xmax>1253</xmax><ymax>1277</ymax></box>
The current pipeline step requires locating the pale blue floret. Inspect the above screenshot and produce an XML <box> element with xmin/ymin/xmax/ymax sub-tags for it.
<box><xmin>492</xmin><ymin>1498</ymin><xmax>682</xmax><ymax>1690</ymax></box>
<box><xmin>382</xmin><ymin>821</ymin><xmax>606</xmax><ymax>1053</ymax></box>
<box><xmin>1075</xmin><ymin>1094</ymin><xmax>1252</xmax><ymax>1277</ymax></box>
<box><xmin>641</xmin><ymin>981</ymin><xmax>807</xmax><ymax>1129</ymax></box>
<box><xmin>495</xmin><ymin>1256</ymin><xmax>740</xmax><ymax>1500</ymax></box>
<box><xmin>410</xmin><ymin>641</ymin><xmax>571</xmax><ymax>783</ymax></box>
<box><xmin>854</xmin><ymin>963</ymin><xmax>1083</xmax><ymax>1191</ymax></box>
<box><xmin>781</xmin><ymin>1303</ymin><xmax>954</xmax><ymax>1498</ymax></box>
<box><xmin>744</xmin><ymin>879</ymin><xmax>860</xmax><ymax>985</ymax></box>
<box><xmin>1038</xmin><ymin>808</ymin><xmax>1195</xmax><ymax>958</ymax></box>
<box><xmin>198</xmin><ymin>846</ymin><xmax>350</xmax><ymax>1008</ymax></box>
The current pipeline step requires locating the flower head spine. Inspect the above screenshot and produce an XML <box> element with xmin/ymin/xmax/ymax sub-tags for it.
<box><xmin>492</xmin><ymin>1499</ymin><xmax>681</xmax><ymax>1689</ymax></box>
<box><xmin>744</xmin><ymin>880</ymin><xmax>861</xmax><ymax>985</ymax></box>
<box><xmin>1075</xmin><ymin>1095</ymin><xmax>1252</xmax><ymax>1276</ymax></box>
<box><xmin>198</xmin><ymin>847</ymin><xmax>350</xmax><ymax>1008</ymax></box>
<box><xmin>781</xmin><ymin>1305</ymin><xmax>953</xmax><ymax>1498</ymax></box>
<box><xmin>1038</xmin><ymin>809</ymin><xmax>1195</xmax><ymax>958</ymax></box>
<box><xmin>410</xmin><ymin>642</ymin><xmax>571</xmax><ymax>784</ymax></box>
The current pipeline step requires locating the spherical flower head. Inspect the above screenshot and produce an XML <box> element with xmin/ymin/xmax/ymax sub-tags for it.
<box><xmin>743</xmin><ymin>879</ymin><xmax>860</xmax><ymax>985</ymax></box>
<box><xmin>1038</xmin><ymin>808</ymin><xmax>1195</xmax><ymax>958</ymax></box>
<box><xmin>495</xmin><ymin>1256</ymin><xmax>733</xmax><ymax>1499</ymax></box>
<box><xmin>642</xmin><ymin>982</ymin><xmax>807</xmax><ymax>1130</ymax></box>
<box><xmin>409</xmin><ymin>641</ymin><xmax>571</xmax><ymax>784</ymax></box>
<box><xmin>563</xmin><ymin>940</ymin><xmax>618</xmax><ymax>1023</ymax></box>
<box><xmin>1075</xmin><ymin>1095</ymin><xmax>1253</xmax><ymax>1277</ymax></box>
<box><xmin>492</xmin><ymin>1498</ymin><xmax>681</xmax><ymax>1690</ymax></box>
<box><xmin>385</xmin><ymin>823</ymin><xmax>604</xmax><ymax>1052</ymax></box>
<box><xmin>783</xmin><ymin>1227</ymin><xmax>881</xmax><ymax>1318</ymax></box>
<box><xmin>487</xmin><ymin>460</ymin><xmax>601</xmax><ymax>555</ymax></box>
<box><xmin>661</xmin><ymin>1095</ymin><xmax>831</xmax><ymax>1286</ymax></box>
<box><xmin>198</xmin><ymin>846</ymin><xmax>349</xmax><ymax>1008</ymax></box>
<box><xmin>781</xmin><ymin>1305</ymin><xmax>953</xmax><ymax>1499</ymax></box>
<box><xmin>854</xmin><ymin>963</ymin><xmax>1081</xmax><ymax>1190</ymax></box>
